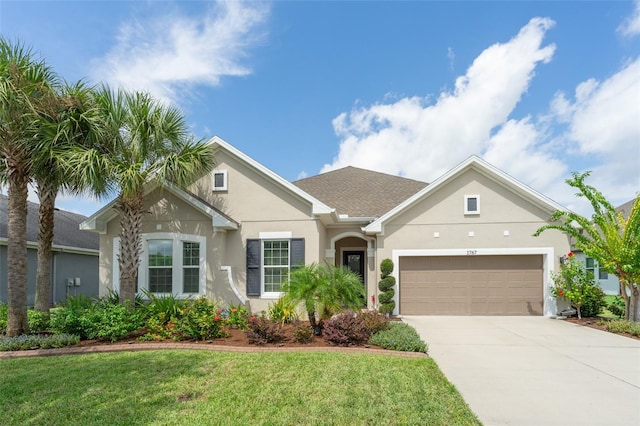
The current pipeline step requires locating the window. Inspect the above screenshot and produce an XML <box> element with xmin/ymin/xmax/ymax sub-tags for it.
<box><xmin>464</xmin><ymin>195</ymin><xmax>480</xmax><ymax>215</ymax></box>
<box><xmin>246</xmin><ymin>237</ymin><xmax>305</xmax><ymax>298</ymax></box>
<box><xmin>182</xmin><ymin>242</ymin><xmax>200</xmax><ymax>293</ymax></box>
<box><xmin>212</xmin><ymin>169</ymin><xmax>228</xmax><ymax>191</ymax></box>
<box><xmin>586</xmin><ymin>257</ymin><xmax>608</xmax><ymax>280</ymax></box>
<box><xmin>263</xmin><ymin>240</ymin><xmax>290</xmax><ymax>294</ymax></box>
<box><xmin>148</xmin><ymin>240</ymin><xmax>173</xmax><ymax>293</ymax></box>
<box><xmin>112</xmin><ymin>233</ymin><xmax>205</xmax><ymax>297</ymax></box>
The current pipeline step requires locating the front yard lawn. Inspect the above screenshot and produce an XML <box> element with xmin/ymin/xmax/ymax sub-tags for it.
<box><xmin>0</xmin><ymin>350</ymin><xmax>480</xmax><ymax>425</ymax></box>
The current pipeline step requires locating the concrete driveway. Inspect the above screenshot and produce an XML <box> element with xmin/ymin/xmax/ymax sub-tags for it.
<box><xmin>402</xmin><ymin>316</ymin><xmax>640</xmax><ymax>426</ymax></box>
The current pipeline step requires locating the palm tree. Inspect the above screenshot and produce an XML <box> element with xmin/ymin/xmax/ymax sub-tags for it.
<box><xmin>63</xmin><ymin>87</ymin><xmax>215</xmax><ymax>307</ymax></box>
<box><xmin>31</xmin><ymin>81</ymin><xmax>102</xmax><ymax>313</ymax></box>
<box><xmin>0</xmin><ymin>37</ymin><xmax>57</xmax><ymax>336</ymax></box>
<box><xmin>283</xmin><ymin>262</ymin><xmax>365</xmax><ymax>332</ymax></box>
<box><xmin>534</xmin><ymin>172</ymin><xmax>640</xmax><ymax>322</ymax></box>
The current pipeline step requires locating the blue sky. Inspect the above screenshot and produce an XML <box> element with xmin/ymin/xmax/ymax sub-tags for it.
<box><xmin>1</xmin><ymin>0</ymin><xmax>639</xmax><ymax>217</ymax></box>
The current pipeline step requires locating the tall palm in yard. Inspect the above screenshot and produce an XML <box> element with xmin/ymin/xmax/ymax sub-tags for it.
<box><xmin>31</xmin><ymin>81</ymin><xmax>102</xmax><ymax>313</ymax></box>
<box><xmin>0</xmin><ymin>38</ymin><xmax>57</xmax><ymax>336</ymax></box>
<box><xmin>64</xmin><ymin>87</ymin><xmax>215</xmax><ymax>306</ymax></box>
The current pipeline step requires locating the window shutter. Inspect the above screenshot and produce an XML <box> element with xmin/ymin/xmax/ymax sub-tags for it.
<box><xmin>246</xmin><ymin>239</ymin><xmax>261</xmax><ymax>296</ymax></box>
<box><xmin>290</xmin><ymin>238</ymin><xmax>305</xmax><ymax>269</ymax></box>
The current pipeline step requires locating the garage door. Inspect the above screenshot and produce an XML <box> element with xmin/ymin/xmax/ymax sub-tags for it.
<box><xmin>399</xmin><ymin>255</ymin><xmax>543</xmax><ymax>315</ymax></box>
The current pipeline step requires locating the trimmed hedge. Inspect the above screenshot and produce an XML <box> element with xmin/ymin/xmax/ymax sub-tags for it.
<box><xmin>369</xmin><ymin>322</ymin><xmax>427</xmax><ymax>353</ymax></box>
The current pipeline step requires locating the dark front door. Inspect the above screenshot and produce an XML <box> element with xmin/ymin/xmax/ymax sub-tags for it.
<box><xmin>343</xmin><ymin>250</ymin><xmax>366</xmax><ymax>306</ymax></box>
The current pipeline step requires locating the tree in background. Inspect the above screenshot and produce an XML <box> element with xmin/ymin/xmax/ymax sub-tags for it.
<box><xmin>0</xmin><ymin>38</ymin><xmax>57</xmax><ymax>335</ymax></box>
<box><xmin>32</xmin><ymin>81</ymin><xmax>102</xmax><ymax>313</ymax></box>
<box><xmin>534</xmin><ymin>172</ymin><xmax>640</xmax><ymax>322</ymax></box>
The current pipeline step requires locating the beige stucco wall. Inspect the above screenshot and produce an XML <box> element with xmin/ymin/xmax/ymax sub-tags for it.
<box><xmin>99</xmin><ymin>148</ymin><xmax>327</xmax><ymax>314</ymax></box>
<box><xmin>374</xmin><ymin>169</ymin><xmax>571</xmax><ymax>316</ymax></box>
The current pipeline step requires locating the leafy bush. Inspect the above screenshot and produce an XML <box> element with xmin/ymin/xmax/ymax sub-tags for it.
<box><xmin>551</xmin><ymin>253</ymin><xmax>606</xmax><ymax>318</ymax></box>
<box><xmin>50</xmin><ymin>300</ymin><xmax>143</xmax><ymax>341</ymax></box>
<box><xmin>225</xmin><ymin>304</ymin><xmax>250</xmax><ymax>330</ymax></box>
<box><xmin>604</xmin><ymin>320</ymin><xmax>640</xmax><ymax>337</ymax></box>
<box><xmin>323</xmin><ymin>311</ymin><xmax>369</xmax><ymax>346</ymax></box>
<box><xmin>0</xmin><ymin>303</ymin><xmax>7</xmax><ymax>335</ymax></box>
<box><xmin>143</xmin><ymin>291</ymin><xmax>187</xmax><ymax>320</ymax></box>
<box><xmin>27</xmin><ymin>310</ymin><xmax>50</xmax><ymax>333</ymax></box>
<box><xmin>245</xmin><ymin>316</ymin><xmax>285</xmax><ymax>345</ymax></box>
<box><xmin>0</xmin><ymin>334</ymin><xmax>79</xmax><ymax>351</ymax></box>
<box><xmin>175</xmin><ymin>297</ymin><xmax>227</xmax><ymax>340</ymax></box>
<box><xmin>291</xmin><ymin>321</ymin><xmax>314</xmax><ymax>343</ymax></box>
<box><xmin>607</xmin><ymin>296</ymin><xmax>626</xmax><ymax>319</ymax></box>
<box><xmin>268</xmin><ymin>297</ymin><xmax>299</xmax><ymax>325</ymax></box>
<box><xmin>359</xmin><ymin>310</ymin><xmax>389</xmax><ymax>335</ymax></box>
<box><xmin>369</xmin><ymin>322</ymin><xmax>427</xmax><ymax>353</ymax></box>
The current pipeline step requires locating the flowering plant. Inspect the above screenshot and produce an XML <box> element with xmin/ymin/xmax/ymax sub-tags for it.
<box><xmin>551</xmin><ymin>252</ymin><xmax>605</xmax><ymax>319</ymax></box>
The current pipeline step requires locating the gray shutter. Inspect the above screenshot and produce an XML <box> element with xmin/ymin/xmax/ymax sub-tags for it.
<box><xmin>246</xmin><ymin>239</ymin><xmax>261</xmax><ymax>296</ymax></box>
<box><xmin>290</xmin><ymin>238</ymin><xmax>305</xmax><ymax>269</ymax></box>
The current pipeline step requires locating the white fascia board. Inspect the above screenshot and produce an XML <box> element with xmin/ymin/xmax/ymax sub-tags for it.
<box><xmin>208</xmin><ymin>136</ymin><xmax>334</xmax><ymax>216</ymax></box>
<box><xmin>364</xmin><ymin>155</ymin><xmax>572</xmax><ymax>235</ymax></box>
<box><xmin>80</xmin><ymin>204</ymin><xmax>118</xmax><ymax>234</ymax></box>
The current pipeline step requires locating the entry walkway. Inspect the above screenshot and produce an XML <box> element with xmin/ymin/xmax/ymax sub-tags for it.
<box><xmin>402</xmin><ymin>316</ymin><xmax>640</xmax><ymax>426</ymax></box>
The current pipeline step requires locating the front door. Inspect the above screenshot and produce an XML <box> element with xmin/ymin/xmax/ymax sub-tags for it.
<box><xmin>343</xmin><ymin>250</ymin><xmax>366</xmax><ymax>306</ymax></box>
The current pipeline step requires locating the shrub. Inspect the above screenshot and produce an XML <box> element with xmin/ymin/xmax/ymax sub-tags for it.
<box><xmin>0</xmin><ymin>303</ymin><xmax>8</xmax><ymax>335</ymax></box>
<box><xmin>245</xmin><ymin>316</ymin><xmax>285</xmax><ymax>345</ymax></box>
<box><xmin>175</xmin><ymin>297</ymin><xmax>227</xmax><ymax>340</ymax></box>
<box><xmin>49</xmin><ymin>305</ymin><xmax>92</xmax><ymax>339</ymax></box>
<box><xmin>27</xmin><ymin>310</ymin><xmax>50</xmax><ymax>333</ymax></box>
<box><xmin>551</xmin><ymin>252</ymin><xmax>605</xmax><ymax>318</ymax></box>
<box><xmin>144</xmin><ymin>291</ymin><xmax>187</xmax><ymax>320</ymax></box>
<box><xmin>369</xmin><ymin>322</ymin><xmax>427</xmax><ymax>353</ymax></box>
<box><xmin>291</xmin><ymin>321</ymin><xmax>314</xmax><ymax>343</ymax></box>
<box><xmin>0</xmin><ymin>334</ymin><xmax>79</xmax><ymax>351</ymax></box>
<box><xmin>323</xmin><ymin>311</ymin><xmax>369</xmax><ymax>346</ymax></box>
<box><xmin>378</xmin><ymin>259</ymin><xmax>396</xmax><ymax>315</ymax></box>
<box><xmin>50</xmin><ymin>300</ymin><xmax>143</xmax><ymax>341</ymax></box>
<box><xmin>89</xmin><ymin>302</ymin><xmax>145</xmax><ymax>342</ymax></box>
<box><xmin>605</xmin><ymin>320</ymin><xmax>640</xmax><ymax>337</ymax></box>
<box><xmin>225</xmin><ymin>304</ymin><xmax>250</xmax><ymax>330</ymax></box>
<box><xmin>359</xmin><ymin>310</ymin><xmax>389</xmax><ymax>335</ymax></box>
<box><xmin>268</xmin><ymin>297</ymin><xmax>299</xmax><ymax>325</ymax></box>
<box><xmin>607</xmin><ymin>296</ymin><xmax>626</xmax><ymax>319</ymax></box>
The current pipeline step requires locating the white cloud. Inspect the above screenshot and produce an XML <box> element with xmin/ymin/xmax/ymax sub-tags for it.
<box><xmin>323</xmin><ymin>17</ymin><xmax>557</xmax><ymax>184</ymax></box>
<box><xmin>91</xmin><ymin>0</ymin><xmax>269</xmax><ymax>104</ymax></box>
<box><xmin>556</xmin><ymin>58</ymin><xmax>640</xmax><ymax>204</ymax></box>
<box><xmin>618</xmin><ymin>0</ymin><xmax>640</xmax><ymax>37</ymax></box>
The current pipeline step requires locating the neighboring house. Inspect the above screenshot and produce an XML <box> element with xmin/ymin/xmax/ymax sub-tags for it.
<box><xmin>573</xmin><ymin>198</ymin><xmax>638</xmax><ymax>295</ymax></box>
<box><xmin>0</xmin><ymin>195</ymin><xmax>99</xmax><ymax>305</ymax></box>
<box><xmin>82</xmin><ymin>136</ymin><xmax>572</xmax><ymax>317</ymax></box>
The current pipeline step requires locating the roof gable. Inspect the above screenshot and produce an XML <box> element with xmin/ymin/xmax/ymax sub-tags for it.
<box><xmin>293</xmin><ymin>166</ymin><xmax>427</xmax><ymax>218</ymax></box>
<box><xmin>210</xmin><ymin>136</ymin><xmax>334</xmax><ymax>216</ymax></box>
<box><xmin>364</xmin><ymin>155</ymin><xmax>570</xmax><ymax>234</ymax></box>
<box><xmin>81</xmin><ymin>182</ymin><xmax>239</xmax><ymax>234</ymax></box>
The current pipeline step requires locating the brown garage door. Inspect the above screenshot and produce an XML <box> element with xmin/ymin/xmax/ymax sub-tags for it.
<box><xmin>399</xmin><ymin>255</ymin><xmax>543</xmax><ymax>315</ymax></box>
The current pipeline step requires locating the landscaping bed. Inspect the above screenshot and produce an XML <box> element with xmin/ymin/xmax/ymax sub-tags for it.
<box><xmin>565</xmin><ymin>316</ymin><xmax>640</xmax><ymax>341</ymax></box>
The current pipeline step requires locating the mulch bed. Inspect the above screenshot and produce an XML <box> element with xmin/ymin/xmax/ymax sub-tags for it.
<box><xmin>565</xmin><ymin>316</ymin><xmax>640</xmax><ymax>341</ymax></box>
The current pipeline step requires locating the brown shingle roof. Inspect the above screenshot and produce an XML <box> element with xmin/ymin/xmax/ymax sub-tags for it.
<box><xmin>293</xmin><ymin>166</ymin><xmax>428</xmax><ymax>218</ymax></box>
<box><xmin>617</xmin><ymin>197</ymin><xmax>638</xmax><ymax>219</ymax></box>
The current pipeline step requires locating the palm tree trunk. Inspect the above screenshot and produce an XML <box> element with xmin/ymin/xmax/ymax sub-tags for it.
<box><xmin>6</xmin><ymin>176</ymin><xmax>29</xmax><ymax>336</ymax></box>
<box><xmin>34</xmin><ymin>179</ymin><xmax>56</xmax><ymax>313</ymax></box>
<box><xmin>117</xmin><ymin>193</ymin><xmax>145</xmax><ymax>308</ymax></box>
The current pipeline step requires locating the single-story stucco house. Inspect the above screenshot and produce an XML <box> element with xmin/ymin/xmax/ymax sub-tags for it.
<box><xmin>82</xmin><ymin>136</ymin><xmax>573</xmax><ymax>316</ymax></box>
<box><xmin>0</xmin><ymin>195</ymin><xmax>99</xmax><ymax>305</ymax></box>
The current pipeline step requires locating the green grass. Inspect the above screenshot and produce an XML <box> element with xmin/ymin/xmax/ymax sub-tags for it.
<box><xmin>0</xmin><ymin>350</ymin><xmax>480</xmax><ymax>426</ymax></box>
<box><xmin>600</xmin><ymin>295</ymin><xmax>622</xmax><ymax>319</ymax></box>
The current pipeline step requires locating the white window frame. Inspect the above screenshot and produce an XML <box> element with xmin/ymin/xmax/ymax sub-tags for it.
<box><xmin>112</xmin><ymin>233</ymin><xmax>206</xmax><ymax>298</ymax></box>
<box><xmin>261</xmin><ymin>239</ymin><xmax>290</xmax><ymax>299</ymax></box>
<box><xmin>212</xmin><ymin>169</ymin><xmax>228</xmax><ymax>191</ymax></box>
<box><xmin>464</xmin><ymin>194</ymin><xmax>480</xmax><ymax>215</ymax></box>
